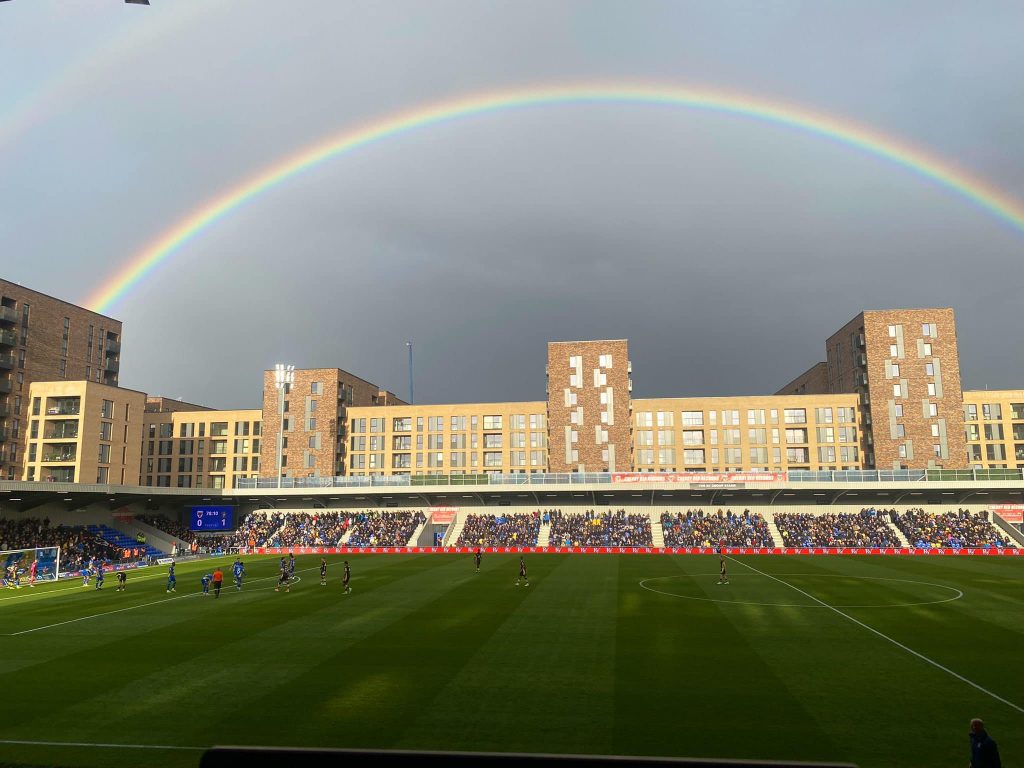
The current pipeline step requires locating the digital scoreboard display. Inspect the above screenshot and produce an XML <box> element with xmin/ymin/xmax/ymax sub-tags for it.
<box><xmin>190</xmin><ymin>506</ymin><xmax>235</xmax><ymax>531</ymax></box>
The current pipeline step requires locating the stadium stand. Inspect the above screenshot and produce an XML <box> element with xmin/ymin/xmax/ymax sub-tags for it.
<box><xmin>893</xmin><ymin>508</ymin><xmax>1017</xmax><ymax>549</ymax></box>
<box><xmin>0</xmin><ymin>518</ymin><xmax>122</xmax><ymax>571</ymax></box>
<box><xmin>266</xmin><ymin>511</ymin><xmax>349</xmax><ymax>547</ymax></box>
<box><xmin>456</xmin><ymin>512</ymin><xmax>541</xmax><ymax>546</ymax></box>
<box><xmin>773</xmin><ymin>510</ymin><xmax>903</xmax><ymax>548</ymax></box>
<box><xmin>86</xmin><ymin>524</ymin><xmax>165</xmax><ymax>558</ymax></box>
<box><xmin>548</xmin><ymin>509</ymin><xmax>653</xmax><ymax>547</ymax></box>
<box><xmin>661</xmin><ymin>509</ymin><xmax>773</xmax><ymax>547</ymax></box>
<box><xmin>346</xmin><ymin>510</ymin><xmax>426</xmax><ymax>547</ymax></box>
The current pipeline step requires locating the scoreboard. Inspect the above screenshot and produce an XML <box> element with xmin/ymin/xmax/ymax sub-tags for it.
<box><xmin>190</xmin><ymin>506</ymin><xmax>235</xmax><ymax>531</ymax></box>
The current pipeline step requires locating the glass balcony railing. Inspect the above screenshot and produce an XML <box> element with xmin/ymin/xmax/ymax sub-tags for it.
<box><xmin>0</xmin><ymin>353</ymin><xmax>14</xmax><ymax>370</ymax></box>
<box><xmin>0</xmin><ymin>307</ymin><xmax>17</xmax><ymax>324</ymax></box>
<box><xmin>44</xmin><ymin>423</ymin><xmax>79</xmax><ymax>440</ymax></box>
<box><xmin>234</xmin><ymin>467</ymin><xmax>1024</xmax><ymax>490</ymax></box>
<box><xmin>46</xmin><ymin>400</ymin><xmax>81</xmax><ymax>416</ymax></box>
<box><xmin>42</xmin><ymin>450</ymin><xmax>77</xmax><ymax>463</ymax></box>
<box><xmin>40</xmin><ymin>468</ymin><xmax>76</xmax><ymax>482</ymax></box>
<box><xmin>0</xmin><ymin>379</ymin><xmax>11</xmax><ymax>394</ymax></box>
<box><xmin>0</xmin><ymin>329</ymin><xmax>16</xmax><ymax>347</ymax></box>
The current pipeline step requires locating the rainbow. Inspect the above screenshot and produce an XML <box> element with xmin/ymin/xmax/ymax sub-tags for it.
<box><xmin>85</xmin><ymin>82</ymin><xmax>1024</xmax><ymax>313</ymax></box>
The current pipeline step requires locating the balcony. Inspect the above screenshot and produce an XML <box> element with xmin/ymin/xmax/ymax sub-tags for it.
<box><xmin>105</xmin><ymin>338</ymin><xmax>121</xmax><ymax>355</ymax></box>
<box><xmin>0</xmin><ymin>306</ymin><xmax>17</xmax><ymax>325</ymax></box>
<box><xmin>44</xmin><ymin>422</ymin><xmax>79</xmax><ymax>440</ymax></box>
<box><xmin>104</xmin><ymin>359</ymin><xmax>120</xmax><ymax>373</ymax></box>
<box><xmin>0</xmin><ymin>353</ymin><xmax>13</xmax><ymax>370</ymax></box>
<box><xmin>0</xmin><ymin>427</ymin><xmax>7</xmax><ymax>442</ymax></box>
<box><xmin>0</xmin><ymin>403</ymin><xmax>9</xmax><ymax>419</ymax></box>
<box><xmin>40</xmin><ymin>468</ymin><xmax>76</xmax><ymax>483</ymax></box>
<box><xmin>0</xmin><ymin>379</ymin><xmax>10</xmax><ymax>394</ymax></box>
<box><xmin>0</xmin><ymin>329</ymin><xmax>16</xmax><ymax>347</ymax></box>
<box><xmin>42</xmin><ymin>446</ymin><xmax>77</xmax><ymax>463</ymax></box>
<box><xmin>46</xmin><ymin>405</ymin><xmax>80</xmax><ymax>417</ymax></box>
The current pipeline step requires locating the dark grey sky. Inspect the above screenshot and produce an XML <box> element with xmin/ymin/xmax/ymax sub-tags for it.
<box><xmin>2</xmin><ymin>1</ymin><xmax>1022</xmax><ymax>409</ymax></box>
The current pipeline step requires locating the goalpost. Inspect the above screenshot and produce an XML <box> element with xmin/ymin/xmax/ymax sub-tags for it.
<box><xmin>0</xmin><ymin>546</ymin><xmax>61</xmax><ymax>585</ymax></box>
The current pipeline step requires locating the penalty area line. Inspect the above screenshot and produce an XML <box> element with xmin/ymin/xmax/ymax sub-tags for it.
<box><xmin>725</xmin><ymin>555</ymin><xmax>1024</xmax><ymax>716</ymax></box>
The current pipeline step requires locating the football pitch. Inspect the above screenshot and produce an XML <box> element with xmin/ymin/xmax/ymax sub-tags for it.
<box><xmin>0</xmin><ymin>553</ymin><xmax>1021</xmax><ymax>768</ymax></box>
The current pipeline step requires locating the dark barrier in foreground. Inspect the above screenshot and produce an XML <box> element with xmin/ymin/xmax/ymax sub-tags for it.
<box><xmin>201</xmin><ymin>747</ymin><xmax>857</xmax><ymax>768</ymax></box>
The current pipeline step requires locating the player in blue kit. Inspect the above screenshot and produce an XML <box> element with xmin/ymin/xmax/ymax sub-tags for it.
<box><xmin>201</xmin><ymin>573</ymin><xmax>212</xmax><ymax>595</ymax></box>
<box><xmin>232</xmin><ymin>558</ymin><xmax>245</xmax><ymax>591</ymax></box>
<box><xmin>94</xmin><ymin>563</ymin><xmax>105</xmax><ymax>590</ymax></box>
<box><xmin>82</xmin><ymin>559</ymin><xmax>93</xmax><ymax>587</ymax></box>
<box><xmin>166</xmin><ymin>560</ymin><xmax>177</xmax><ymax>593</ymax></box>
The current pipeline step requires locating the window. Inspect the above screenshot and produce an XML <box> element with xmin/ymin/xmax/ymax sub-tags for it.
<box><xmin>351</xmin><ymin>418</ymin><xmax>366</xmax><ymax>433</ymax></box>
<box><xmin>483</xmin><ymin>415</ymin><xmax>503</xmax><ymax>430</ymax></box>
<box><xmin>927</xmin><ymin>383</ymin><xmax>936</xmax><ymax>396</ymax></box>
<box><xmin>450</xmin><ymin>433</ymin><xmax>467</xmax><ymax>449</ymax></box>
<box><xmin>234</xmin><ymin>439</ymin><xmax>250</xmax><ymax>453</ymax></box>
<box><xmin>896</xmin><ymin>424</ymin><xmax>905</xmax><ymax>438</ymax></box>
<box><xmin>483</xmin><ymin>451</ymin><xmax>502</xmax><ymax>467</ymax></box>
<box><xmin>392</xmin><ymin>454</ymin><xmax>411</xmax><ymax>469</ymax></box>
<box><xmin>510</xmin><ymin>432</ymin><xmax>525</xmax><ymax>448</ymax></box>
<box><xmin>510</xmin><ymin>415</ymin><xmax>526</xmax><ymax>430</ymax></box>
<box><xmin>636</xmin><ymin>431</ymin><xmax>653</xmax><ymax>446</ymax></box>
<box><xmin>426</xmin><ymin>416</ymin><xmax>443</xmax><ymax>432</ymax></box>
<box><xmin>636</xmin><ymin>449</ymin><xmax>654</xmax><ymax>465</ymax></box>
<box><xmin>179</xmin><ymin>440</ymin><xmax>194</xmax><ymax>455</ymax></box>
<box><xmin>683</xmin><ymin>430</ymin><xmax>703</xmax><ymax>446</ymax></box>
<box><xmin>818</xmin><ymin>446</ymin><xmax>836</xmax><ymax>463</ymax></box>
<box><xmin>311</xmin><ymin>381</ymin><xmax>323</xmax><ymax>395</ymax></box>
<box><xmin>931</xmin><ymin>423</ymin><xmax>940</xmax><ymax>437</ymax></box>
<box><xmin>529</xmin><ymin>414</ymin><xmax>545</xmax><ymax>430</ymax></box>
<box><xmin>965</xmin><ymin>404</ymin><xmax>977</xmax><ymax>421</ymax></box>
<box><xmin>307</xmin><ymin>418</ymin><xmax>316</xmax><ymax>431</ymax></box>
<box><xmin>370</xmin><ymin>418</ymin><xmax>384</xmax><ymax>433</ymax></box>
<box><xmin>211</xmin><ymin>422</ymin><xmax>228</xmax><ymax>436</ymax></box>
<box><xmin>96</xmin><ymin>467</ymin><xmax>109</xmax><ymax>484</ymax></box>
<box><xmin>749</xmin><ymin>447</ymin><xmax>768</xmax><ymax>464</ymax></box>
<box><xmin>982</xmin><ymin>403</ymin><xmax>1001</xmax><ymax>420</ymax></box>
<box><xmin>720</xmin><ymin>410</ymin><xmax>739</xmax><ymax>426</ymax></box>
<box><xmin>483</xmin><ymin>433</ymin><xmax>502</xmax><ymax>448</ymax></box>
<box><xmin>922</xmin><ymin>343</ymin><xmax>932</xmax><ymax>356</ymax></box>
<box><xmin>100</xmin><ymin>400</ymin><xmax>113</xmax><ymax>419</ymax></box>
<box><xmin>211</xmin><ymin>440</ymin><xmax>228</xmax><ymax>454</ymax></box>
<box><xmin>928</xmin><ymin>403</ymin><xmax>938</xmax><ymax>417</ymax></box>
<box><xmin>837</xmin><ymin>408</ymin><xmax>856</xmax><ymax>423</ymax></box>
<box><xmin>984</xmin><ymin>424</ymin><xmax>1004</xmax><ymax>441</ymax></box>
<box><xmin>922</xmin><ymin>323</ymin><xmax>937</xmax><ymax>338</ymax></box>
<box><xmin>888</xmin><ymin>325</ymin><xmax>898</xmax><ymax>338</ymax></box>
<box><xmin>925</xmin><ymin>363</ymin><xmax>934</xmax><ymax>376</ymax></box>
<box><xmin>895</xmin><ymin>404</ymin><xmax>903</xmax><ymax>418</ymax></box>
<box><xmin>683</xmin><ymin>449</ymin><xmax>704</xmax><ymax>465</ymax></box>
<box><xmin>891</xmin><ymin>364</ymin><xmax>900</xmax><ymax>377</ymax></box>
<box><xmin>890</xmin><ymin>344</ymin><xmax>899</xmax><ymax>357</ymax></box>
<box><xmin>658</xmin><ymin>448</ymin><xmax>675</xmax><ymax>465</ymax></box>
<box><xmin>681</xmin><ymin>411</ymin><xmax>703</xmax><ymax>426</ymax></box>
<box><xmin>599</xmin><ymin>354</ymin><xmax>612</xmax><ymax>368</ymax></box>
<box><xmin>785</xmin><ymin>428</ymin><xmax>808</xmax><ymax>444</ymax></box>
<box><xmin>723</xmin><ymin>428</ymin><xmax>741</xmax><ymax>445</ymax></box>
<box><xmin>816</xmin><ymin>427</ymin><xmax>834</xmax><ymax>443</ymax></box>
<box><xmin>747</xmin><ymin>409</ymin><xmax>766</xmax><ymax>425</ymax></box>
<box><xmin>987</xmin><ymin>444</ymin><xmax>1006</xmax><ymax>461</ymax></box>
<box><xmin>393</xmin><ymin>417</ymin><xmax>411</xmax><ymax>432</ymax></box>
<box><xmin>786</xmin><ymin>447</ymin><xmax>809</xmax><ymax>463</ymax></box>
<box><xmin>99</xmin><ymin>422</ymin><xmax>112</xmax><ymax>441</ymax></box>
<box><xmin>815</xmin><ymin>408</ymin><xmax>832</xmax><ymax>424</ymax></box>
<box><xmin>783</xmin><ymin>409</ymin><xmax>807</xmax><ymax>424</ymax></box>
<box><xmin>98</xmin><ymin>444</ymin><xmax>110</xmax><ymax>464</ymax></box>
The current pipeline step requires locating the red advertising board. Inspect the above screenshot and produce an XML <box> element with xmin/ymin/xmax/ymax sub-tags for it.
<box><xmin>991</xmin><ymin>504</ymin><xmax>1024</xmax><ymax>524</ymax></box>
<box><xmin>611</xmin><ymin>472</ymin><xmax>786</xmax><ymax>485</ymax></box>
<box><xmin>429</xmin><ymin>506</ymin><xmax>459</xmax><ymax>524</ymax></box>
<box><xmin>255</xmin><ymin>545</ymin><xmax>1020</xmax><ymax>557</ymax></box>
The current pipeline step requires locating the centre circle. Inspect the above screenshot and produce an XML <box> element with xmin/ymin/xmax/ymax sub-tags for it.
<box><xmin>638</xmin><ymin>573</ymin><xmax>963</xmax><ymax>609</ymax></box>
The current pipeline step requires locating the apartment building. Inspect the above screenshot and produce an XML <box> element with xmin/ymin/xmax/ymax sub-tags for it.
<box><xmin>631</xmin><ymin>395</ymin><xmax>864</xmax><ymax>473</ymax></box>
<box><xmin>782</xmin><ymin>308</ymin><xmax>967</xmax><ymax>470</ymax></box>
<box><xmin>344</xmin><ymin>402</ymin><xmax>548</xmax><ymax>476</ymax></box>
<box><xmin>141</xmin><ymin>403</ymin><xmax>262</xmax><ymax>488</ymax></box>
<box><xmin>0</xmin><ymin>279</ymin><xmax>122</xmax><ymax>480</ymax></box>
<box><xmin>259</xmin><ymin>368</ymin><xmax>405</xmax><ymax>481</ymax></box>
<box><xmin>22</xmin><ymin>380</ymin><xmax>144</xmax><ymax>484</ymax></box>
<box><xmin>963</xmin><ymin>391</ymin><xmax>1024</xmax><ymax>469</ymax></box>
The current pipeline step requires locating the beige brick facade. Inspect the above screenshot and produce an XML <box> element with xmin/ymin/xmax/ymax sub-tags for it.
<box><xmin>344</xmin><ymin>401</ymin><xmax>548</xmax><ymax>475</ymax></box>
<box><xmin>142</xmin><ymin>406</ymin><xmax>262</xmax><ymax>489</ymax></box>
<box><xmin>22</xmin><ymin>380</ymin><xmax>144</xmax><ymax>484</ymax></box>
<box><xmin>963</xmin><ymin>390</ymin><xmax>1024</xmax><ymax>469</ymax></box>
<box><xmin>632</xmin><ymin>395</ymin><xmax>864</xmax><ymax>471</ymax></box>
<box><xmin>0</xmin><ymin>279</ymin><xmax>122</xmax><ymax>480</ymax></box>
<box><xmin>546</xmin><ymin>340</ymin><xmax>632</xmax><ymax>472</ymax></box>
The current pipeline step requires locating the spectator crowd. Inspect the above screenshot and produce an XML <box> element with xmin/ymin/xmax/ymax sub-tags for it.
<box><xmin>345</xmin><ymin>510</ymin><xmax>427</xmax><ymax>547</ymax></box>
<box><xmin>456</xmin><ymin>512</ymin><xmax>541</xmax><ymax>546</ymax></box>
<box><xmin>894</xmin><ymin>508</ymin><xmax>1017</xmax><ymax>549</ymax></box>
<box><xmin>774</xmin><ymin>509</ymin><xmax>903</xmax><ymax>548</ymax></box>
<box><xmin>548</xmin><ymin>509</ymin><xmax>653</xmax><ymax>547</ymax></box>
<box><xmin>0</xmin><ymin>517</ymin><xmax>120</xmax><ymax>572</ymax></box>
<box><xmin>661</xmin><ymin>509</ymin><xmax>772</xmax><ymax>547</ymax></box>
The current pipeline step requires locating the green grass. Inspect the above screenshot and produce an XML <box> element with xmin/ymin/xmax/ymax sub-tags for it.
<box><xmin>0</xmin><ymin>553</ymin><xmax>1021</xmax><ymax>768</ymax></box>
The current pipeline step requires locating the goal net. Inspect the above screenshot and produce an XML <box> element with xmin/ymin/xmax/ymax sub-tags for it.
<box><xmin>1</xmin><ymin>546</ymin><xmax>61</xmax><ymax>585</ymax></box>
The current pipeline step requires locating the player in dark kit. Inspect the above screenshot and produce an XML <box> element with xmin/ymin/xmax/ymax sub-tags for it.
<box><xmin>116</xmin><ymin>571</ymin><xmax>127</xmax><ymax>591</ymax></box>
<box><xmin>515</xmin><ymin>556</ymin><xmax>528</xmax><ymax>587</ymax></box>
<box><xmin>718</xmin><ymin>547</ymin><xmax>729</xmax><ymax>585</ymax></box>
<box><xmin>474</xmin><ymin>547</ymin><xmax>482</xmax><ymax>573</ymax></box>
<box><xmin>342</xmin><ymin>561</ymin><xmax>352</xmax><ymax>594</ymax></box>
<box><xmin>288</xmin><ymin>553</ymin><xmax>296</xmax><ymax>583</ymax></box>
<box><xmin>320</xmin><ymin>558</ymin><xmax>328</xmax><ymax>586</ymax></box>
<box><xmin>275</xmin><ymin>557</ymin><xmax>290</xmax><ymax>592</ymax></box>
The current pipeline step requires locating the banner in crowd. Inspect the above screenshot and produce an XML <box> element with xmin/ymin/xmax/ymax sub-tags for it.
<box><xmin>255</xmin><ymin>545</ymin><xmax>1021</xmax><ymax>557</ymax></box>
<box><xmin>990</xmin><ymin>504</ymin><xmax>1024</xmax><ymax>524</ymax></box>
<box><xmin>610</xmin><ymin>472</ymin><xmax>787</xmax><ymax>487</ymax></box>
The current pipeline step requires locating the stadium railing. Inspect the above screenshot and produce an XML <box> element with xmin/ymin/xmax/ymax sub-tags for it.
<box><xmin>234</xmin><ymin>468</ymin><xmax>1024</xmax><ymax>490</ymax></box>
